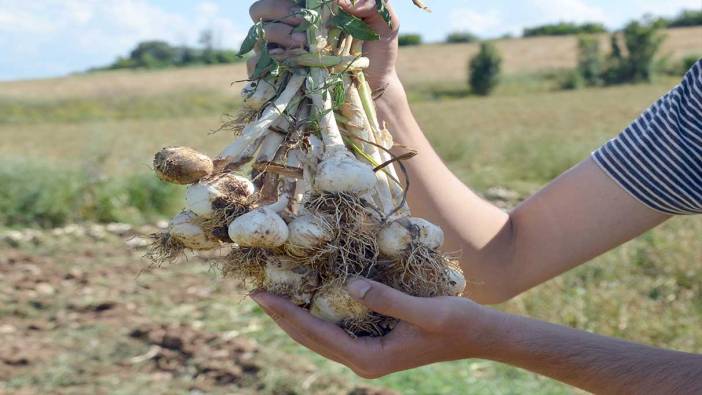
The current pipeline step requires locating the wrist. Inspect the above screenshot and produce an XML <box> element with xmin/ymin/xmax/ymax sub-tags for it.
<box><xmin>466</xmin><ymin>306</ymin><xmax>515</xmax><ymax>360</ymax></box>
<box><xmin>366</xmin><ymin>70</ymin><xmax>400</xmax><ymax>95</ymax></box>
<box><xmin>372</xmin><ymin>72</ymin><xmax>409</xmax><ymax>121</ymax></box>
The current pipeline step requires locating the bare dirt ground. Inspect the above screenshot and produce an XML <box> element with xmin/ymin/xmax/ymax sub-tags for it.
<box><xmin>0</xmin><ymin>228</ymin><xmax>397</xmax><ymax>395</ymax></box>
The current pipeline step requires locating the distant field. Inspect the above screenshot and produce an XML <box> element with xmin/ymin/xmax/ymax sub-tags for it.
<box><xmin>1</xmin><ymin>27</ymin><xmax>701</xmax><ymax>395</ymax></box>
<box><xmin>1</xmin><ymin>26</ymin><xmax>700</xmax><ymax>100</ymax></box>
<box><xmin>398</xmin><ymin>26</ymin><xmax>702</xmax><ymax>85</ymax></box>
<box><xmin>0</xmin><ymin>75</ymin><xmax>683</xmax><ymax>188</ymax></box>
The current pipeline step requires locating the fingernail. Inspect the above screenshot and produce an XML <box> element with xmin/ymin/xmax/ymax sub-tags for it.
<box><xmin>347</xmin><ymin>279</ymin><xmax>371</xmax><ymax>300</ymax></box>
<box><xmin>269</xmin><ymin>48</ymin><xmax>284</xmax><ymax>55</ymax></box>
<box><xmin>291</xmin><ymin>32</ymin><xmax>306</xmax><ymax>46</ymax></box>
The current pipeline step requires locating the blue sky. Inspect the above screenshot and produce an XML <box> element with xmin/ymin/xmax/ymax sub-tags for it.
<box><xmin>0</xmin><ymin>0</ymin><xmax>699</xmax><ymax>81</ymax></box>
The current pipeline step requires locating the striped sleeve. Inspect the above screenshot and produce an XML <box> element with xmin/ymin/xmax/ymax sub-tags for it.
<box><xmin>592</xmin><ymin>59</ymin><xmax>702</xmax><ymax>215</ymax></box>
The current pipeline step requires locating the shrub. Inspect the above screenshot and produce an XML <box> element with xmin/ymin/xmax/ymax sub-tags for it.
<box><xmin>446</xmin><ymin>32</ymin><xmax>479</xmax><ymax>44</ymax></box>
<box><xmin>0</xmin><ymin>159</ymin><xmax>182</xmax><ymax>228</ymax></box>
<box><xmin>603</xmin><ymin>19</ymin><xmax>666</xmax><ymax>84</ymax></box>
<box><xmin>469</xmin><ymin>42</ymin><xmax>502</xmax><ymax>96</ymax></box>
<box><xmin>108</xmin><ymin>57</ymin><xmax>137</xmax><ymax>70</ymax></box>
<box><xmin>96</xmin><ymin>31</ymin><xmax>246</xmax><ymax>71</ymax></box>
<box><xmin>523</xmin><ymin>22</ymin><xmax>607</xmax><ymax>37</ymax></box>
<box><xmin>681</xmin><ymin>55</ymin><xmax>701</xmax><ymax>73</ymax></box>
<box><xmin>215</xmin><ymin>50</ymin><xmax>240</xmax><ymax>64</ymax></box>
<box><xmin>576</xmin><ymin>34</ymin><xmax>603</xmax><ymax>86</ymax></box>
<box><xmin>559</xmin><ymin>70</ymin><xmax>586</xmax><ymax>90</ymax></box>
<box><xmin>398</xmin><ymin>34</ymin><xmax>423</xmax><ymax>46</ymax></box>
<box><xmin>129</xmin><ymin>41</ymin><xmax>179</xmax><ymax>69</ymax></box>
<box><xmin>668</xmin><ymin>10</ymin><xmax>702</xmax><ymax>28</ymax></box>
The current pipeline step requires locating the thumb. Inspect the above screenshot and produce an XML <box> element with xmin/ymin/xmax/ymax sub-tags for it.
<box><xmin>347</xmin><ymin>278</ymin><xmax>436</xmax><ymax>327</ymax></box>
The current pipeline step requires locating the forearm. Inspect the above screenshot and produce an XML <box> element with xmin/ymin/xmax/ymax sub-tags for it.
<box><xmin>374</xmin><ymin>73</ymin><xmax>515</xmax><ymax>303</ymax></box>
<box><xmin>485</xmin><ymin>311</ymin><xmax>702</xmax><ymax>394</ymax></box>
<box><xmin>374</xmin><ymin>74</ymin><xmax>669</xmax><ymax>304</ymax></box>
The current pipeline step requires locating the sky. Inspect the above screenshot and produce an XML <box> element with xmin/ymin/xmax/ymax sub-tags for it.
<box><xmin>0</xmin><ymin>0</ymin><xmax>699</xmax><ymax>81</ymax></box>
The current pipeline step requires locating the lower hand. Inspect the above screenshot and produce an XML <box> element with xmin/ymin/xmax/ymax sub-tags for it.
<box><xmin>251</xmin><ymin>278</ymin><xmax>503</xmax><ymax>378</ymax></box>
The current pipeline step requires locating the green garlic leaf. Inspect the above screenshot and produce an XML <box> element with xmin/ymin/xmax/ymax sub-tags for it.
<box><xmin>331</xmin><ymin>10</ymin><xmax>380</xmax><ymax>41</ymax></box>
<box><xmin>239</xmin><ymin>22</ymin><xmax>263</xmax><ymax>56</ymax></box>
<box><xmin>251</xmin><ymin>47</ymin><xmax>280</xmax><ymax>80</ymax></box>
<box><xmin>375</xmin><ymin>0</ymin><xmax>392</xmax><ymax>28</ymax></box>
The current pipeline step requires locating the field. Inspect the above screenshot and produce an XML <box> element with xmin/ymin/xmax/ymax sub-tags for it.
<box><xmin>1</xmin><ymin>28</ymin><xmax>701</xmax><ymax>394</ymax></box>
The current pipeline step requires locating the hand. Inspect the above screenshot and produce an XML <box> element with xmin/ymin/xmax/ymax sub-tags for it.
<box><xmin>247</xmin><ymin>0</ymin><xmax>400</xmax><ymax>90</ymax></box>
<box><xmin>250</xmin><ymin>278</ymin><xmax>503</xmax><ymax>378</ymax></box>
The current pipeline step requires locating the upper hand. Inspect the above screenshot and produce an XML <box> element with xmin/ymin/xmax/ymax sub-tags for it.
<box><xmin>250</xmin><ymin>278</ymin><xmax>503</xmax><ymax>378</ymax></box>
<box><xmin>248</xmin><ymin>0</ymin><xmax>399</xmax><ymax>90</ymax></box>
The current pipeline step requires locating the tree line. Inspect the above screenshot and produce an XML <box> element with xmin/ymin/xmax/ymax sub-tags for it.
<box><xmin>96</xmin><ymin>31</ymin><xmax>244</xmax><ymax>71</ymax></box>
<box><xmin>396</xmin><ymin>9</ymin><xmax>702</xmax><ymax>47</ymax></box>
<box><xmin>467</xmin><ymin>14</ymin><xmax>701</xmax><ymax>96</ymax></box>
<box><xmin>99</xmin><ymin>10</ymin><xmax>700</xmax><ymax>71</ymax></box>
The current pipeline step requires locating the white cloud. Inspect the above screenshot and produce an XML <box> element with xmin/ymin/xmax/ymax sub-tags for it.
<box><xmin>634</xmin><ymin>0</ymin><xmax>702</xmax><ymax>18</ymax></box>
<box><xmin>528</xmin><ymin>0</ymin><xmax>610</xmax><ymax>24</ymax></box>
<box><xmin>446</xmin><ymin>0</ymin><xmax>610</xmax><ymax>38</ymax></box>
<box><xmin>197</xmin><ymin>1</ymin><xmax>220</xmax><ymax>19</ymax></box>
<box><xmin>192</xmin><ymin>1</ymin><xmax>245</xmax><ymax>49</ymax></box>
<box><xmin>0</xmin><ymin>3</ymin><xmax>58</xmax><ymax>34</ymax></box>
<box><xmin>450</xmin><ymin>8</ymin><xmax>504</xmax><ymax>36</ymax></box>
<box><xmin>0</xmin><ymin>0</ymin><xmax>247</xmax><ymax>80</ymax></box>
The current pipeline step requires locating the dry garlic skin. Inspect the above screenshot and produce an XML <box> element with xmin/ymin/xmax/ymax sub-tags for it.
<box><xmin>378</xmin><ymin>217</ymin><xmax>445</xmax><ymax>257</ymax></box>
<box><xmin>286</xmin><ymin>214</ymin><xmax>334</xmax><ymax>256</ymax></box>
<box><xmin>186</xmin><ymin>174</ymin><xmax>254</xmax><ymax>218</ymax></box>
<box><xmin>446</xmin><ymin>267</ymin><xmax>467</xmax><ymax>296</ymax></box>
<box><xmin>315</xmin><ymin>153</ymin><xmax>377</xmax><ymax>195</ymax></box>
<box><xmin>228</xmin><ymin>208</ymin><xmax>289</xmax><ymax>248</ymax></box>
<box><xmin>169</xmin><ymin>211</ymin><xmax>220</xmax><ymax>250</ymax></box>
<box><xmin>263</xmin><ymin>256</ymin><xmax>318</xmax><ymax>305</ymax></box>
<box><xmin>242</xmin><ymin>80</ymin><xmax>277</xmax><ymax>110</ymax></box>
<box><xmin>154</xmin><ymin>146</ymin><xmax>213</xmax><ymax>185</ymax></box>
<box><xmin>310</xmin><ymin>286</ymin><xmax>369</xmax><ymax>324</ymax></box>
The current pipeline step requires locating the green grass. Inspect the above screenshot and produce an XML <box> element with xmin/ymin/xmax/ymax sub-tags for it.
<box><xmin>407</xmin><ymin>70</ymin><xmax>570</xmax><ymax>101</ymax></box>
<box><xmin>411</xmin><ymin>76</ymin><xmax>682</xmax><ymax>194</ymax></box>
<box><xmin>0</xmin><ymin>158</ymin><xmax>182</xmax><ymax>227</ymax></box>
<box><xmin>0</xmin><ymin>90</ymin><xmax>239</xmax><ymax>124</ymax></box>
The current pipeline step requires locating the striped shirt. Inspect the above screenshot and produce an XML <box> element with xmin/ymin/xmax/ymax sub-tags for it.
<box><xmin>592</xmin><ymin>59</ymin><xmax>702</xmax><ymax>215</ymax></box>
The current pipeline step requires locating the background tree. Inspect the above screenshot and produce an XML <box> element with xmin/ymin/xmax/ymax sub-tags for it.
<box><xmin>398</xmin><ymin>34</ymin><xmax>423</xmax><ymax>46</ymax></box>
<box><xmin>666</xmin><ymin>10</ymin><xmax>702</xmax><ymax>28</ymax></box>
<box><xmin>199</xmin><ymin>30</ymin><xmax>217</xmax><ymax>64</ymax></box>
<box><xmin>577</xmin><ymin>34</ymin><xmax>603</xmax><ymax>86</ymax></box>
<box><xmin>681</xmin><ymin>55</ymin><xmax>701</xmax><ymax>74</ymax></box>
<box><xmin>446</xmin><ymin>32</ymin><xmax>479</xmax><ymax>44</ymax></box>
<box><xmin>100</xmin><ymin>30</ymin><xmax>244</xmax><ymax>71</ymax></box>
<box><xmin>523</xmin><ymin>22</ymin><xmax>607</xmax><ymax>37</ymax></box>
<box><xmin>129</xmin><ymin>41</ymin><xmax>178</xmax><ymax>69</ymax></box>
<box><xmin>603</xmin><ymin>19</ymin><xmax>666</xmax><ymax>84</ymax></box>
<box><xmin>469</xmin><ymin>42</ymin><xmax>502</xmax><ymax>96</ymax></box>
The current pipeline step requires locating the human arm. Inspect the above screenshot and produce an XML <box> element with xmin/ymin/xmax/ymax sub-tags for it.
<box><xmin>376</xmin><ymin>77</ymin><xmax>671</xmax><ymax>303</ymax></box>
<box><xmin>382</xmin><ymin>58</ymin><xmax>702</xmax><ymax>301</ymax></box>
<box><xmin>252</xmin><ymin>279</ymin><xmax>702</xmax><ymax>394</ymax></box>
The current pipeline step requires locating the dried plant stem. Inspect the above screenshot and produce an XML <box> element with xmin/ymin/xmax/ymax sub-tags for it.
<box><xmin>341</xmin><ymin>80</ymin><xmax>394</xmax><ymax>216</ymax></box>
<box><xmin>355</xmin><ymin>69</ymin><xmax>410</xmax><ymax>217</ymax></box>
<box><xmin>217</xmin><ymin>72</ymin><xmax>305</xmax><ymax>170</ymax></box>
